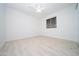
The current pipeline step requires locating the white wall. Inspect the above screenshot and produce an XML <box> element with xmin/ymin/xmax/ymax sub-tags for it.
<box><xmin>41</xmin><ymin>4</ymin><xmax>79</xmax><ymax>42</ymax></box>
<box><xmin>0</xmin><ymin>4</ymin><xmax>6</xmax><ymax>41</ymax></box>
<box><xmin>0</xmin><ymin>4</ymin><xmax>6</xmax><ymax>48</ymax></box>
<box><xmin>6</xmin><ymin>7</ymin><xmax>40</xmax><ymax>41</ymax></box>
<box><xmin>1</xmin><ymin>4</ymin><xmax>79</xmax><ymax>43</ymax></box>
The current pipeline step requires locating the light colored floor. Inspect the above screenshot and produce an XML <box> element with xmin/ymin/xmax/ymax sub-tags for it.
<box><xmin>0</xmin><ymin>36</ymin><xmax>79</xmax><ymax>56</ymax></box>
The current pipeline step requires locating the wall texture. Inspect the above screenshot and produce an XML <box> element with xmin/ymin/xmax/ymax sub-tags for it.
<box><xmin>6</xmin><ymin>7</ymin><xmax>40</xmax><ymax>41</ymax></box>
<box><xmin>41</xmin><ymin>4</ymin><xmax>79</xmax><ymax>42</ymax></box>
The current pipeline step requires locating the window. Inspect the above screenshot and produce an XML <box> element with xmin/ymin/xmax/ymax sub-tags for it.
<box><xmin>46</xmin><ymin>17</ymin><xmax>57</xmax><ymax>28</ymax></box>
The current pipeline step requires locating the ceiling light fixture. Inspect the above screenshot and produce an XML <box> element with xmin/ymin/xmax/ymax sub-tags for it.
<box><xmin>30</xmin><ymin>3</ymin><xmax>46</xmax><ymax>13</ymax></box>
<box><xmin>36</xmin><ymin>8</ymin><xmax>42</xmax><ymax>12</ymax></box>
<box><xmin>36</xmin><ymin>5</ymin><xmax>43</xmax><ymax>12</ymax></box>
<box><xmin>26</xmin><ymin>3</ymin><xmax>46</xmax><ymax>13</ymax></box>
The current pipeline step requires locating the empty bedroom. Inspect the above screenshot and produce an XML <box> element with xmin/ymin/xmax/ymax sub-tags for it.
<box><xmin>0</xmin><ymin>3</ymin><xmax>79</xmax><ymax>56</ymax></box>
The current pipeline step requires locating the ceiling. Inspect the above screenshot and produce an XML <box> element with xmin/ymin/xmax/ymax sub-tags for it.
<box><xmin>6</xmin><ymin>3</ymin><xmax>75</xmax><ymax>19</ymax></box>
